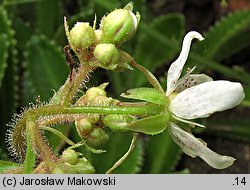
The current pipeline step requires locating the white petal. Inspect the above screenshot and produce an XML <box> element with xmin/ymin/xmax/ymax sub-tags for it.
<box><xmin>173</xmin><ymin>73</ymin><xmax>213</xmax><ymax>93</ymax></box>
<box><xmin>166</xmin><ymin>31</ymin><xmax>204</xmax><ymax>95</ymax></box>
<box><xmin>168</xmin><ymin>122</ymin><xmax>236</xmax><ymax>169</ymax></box>
<box><xmin>169</xmin><ymin>80</ymin><xmax>245</xmax><ymax>119</ymax></box>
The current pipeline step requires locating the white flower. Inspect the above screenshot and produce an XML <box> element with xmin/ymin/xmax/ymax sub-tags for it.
<box><xmin>166</xmin><ymin>31</ymin><xmax>245</xmax><ymax>169</ymax></box>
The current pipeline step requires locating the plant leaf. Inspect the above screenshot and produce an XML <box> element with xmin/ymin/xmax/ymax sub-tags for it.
<box><xmin>194</xmin><ymin>10</ymin><xmax>250</xmax><ymax>61</ymax></box>
<box><xmin>143</xmin><ymin>130</ymin><xmax>182</xmax><ymax>173</ymax></box>
<box><xmin>0</xmin><ymin>6</ymin><xmax>17</xmax><ymax>147</ymax></box>
<box><xmin>0</xmin><ymin>34</ymin><xmax>9</xmax><ymax>88</ymax></box>
<box><xmin>91</xmin><ymin>133</ymin><xmax>144</xmax><ymax>173</ymax></box>
<box><xmin>36</xmin><ymin>0</ymin><xmax>62</xmax><ymax>38</ymax></box>
<box><xmin>0</xmin><ymin>160</ymin><xmax>22</xmax><ymax>174</ymax></box>
<box><xmin>24</xmin><ymin>35</ymin><xmax>68</xmax><ymax>101</ymax></box>
<box><xmin>130</xmin><ymin>13</ymin><xmax>184</xmax><ymax>87</ymax></box>
<box><xmin>112</xmin><ymin>135</ymin><xmax>144</xmax><ymax>173</ymax></box>
<box><xmin>204</xmin><ymin>114</ymin><xmax>250</xmax><ymax>143</ymax></box>
<box><xmin>3</xmin><ymin>0</ymin><xmax>42</xmax><ymax>6</ymax></box>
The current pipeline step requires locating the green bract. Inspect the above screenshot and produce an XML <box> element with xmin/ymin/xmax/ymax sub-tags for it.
<box><xmin>100</xmin><ymin>3</ymin><xmax>140</xmax><ymax>45</ymax></box>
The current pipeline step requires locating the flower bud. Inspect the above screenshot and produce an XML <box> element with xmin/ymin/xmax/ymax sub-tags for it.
<box><xmin>93</xmin><ymin>43</ymin><xmax>120</xmax><ymax>70</ymax></box>
<box><xmin>69</xmin><ymin>22</ymin><xmax>96</xmax><ymax>50</ymax></box>
<box><xmin>92</xmin><ymin>96</ymin><xmax>119</xmax><ymax>106</ymax></box>
<box><xmin>61</xmin><ymin>149</ymin><xmax>78</xmax><ymax>165</ymax></box>
<box><xmin>103</xmin><ymin>114</ymin><xmax>137</xmax><ymax>132</ymax></box>
<box><xmin>85</xmin><ymin>86</ymin><xmax>107</xmax><ymax>100</ymax></box>
<box><xmin>100</xmin><ymin>3</ymin><xmax>140</xmax><ymax>45</ymax></box>
<box><xmin>75</xmin><ymin>118</ymin><xmax>93</xmax><ymax>137</ymax></box>
<box><xmin>87</xmin><ymin>128</ymin><xmax>109</xmax><ymax>146</ymax></box>
<box><xmin>51</xmin><ymin>163</ymin><xmax>75</xmax><ymax>174</ymax></box>
<box><xmin>75</xmin><ymin>83</ymin><xmax>109</xmax><ymax>106</ymax></box>
<box><xmin>70</xmin><ymin>157</ymin><xmax>95</xmax><ymax>174</ymax></box>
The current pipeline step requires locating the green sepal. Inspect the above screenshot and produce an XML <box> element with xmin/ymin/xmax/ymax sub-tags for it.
<box><xmin>113</xmin><ymin>50</ymin><xmax>134</xmax><ymax>72</ymax></box>
<box><xmin>103</xmin><ymin>114</ymin><xmax>137</xmax><ymax>132</ymax></box>
<box><xmin>121</xmin><ymin>87</ymin><xmax>168</xmax><ymax>105</ymax></box>
<box><xmin>125</xmin><ymin>113</ymin><xmax>170</xmax><ymax>135</ymax></box>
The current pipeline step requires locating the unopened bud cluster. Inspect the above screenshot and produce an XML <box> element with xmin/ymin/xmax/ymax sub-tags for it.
<box><xmin>65</xmin><ymin>2</ymin><xmax>140</xmax><ymax>70</ymax></box>
<box><xmin>74</xmin><ymin>83</ymin><xmax>119</xmax><ymax>146</ymax></box>
<box><xmin>52</xmin><ymin>149</ymin><xmax>95</xmax><ymax>174</ymax></box>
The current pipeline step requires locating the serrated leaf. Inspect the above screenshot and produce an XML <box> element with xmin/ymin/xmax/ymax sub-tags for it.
<box><xmin>0</xmin><ymin>6</ymin><xmax>17</xmax><ymax>147</ymax></box>
<box><xmin>0</xmin><ymin>34</ymin><xmax>9</xmax><ymax>87</ymax></box>
<box><xmin>36</xmin><ymin>0</ymin><xmax>62</xmax><ymax>37</ymax></box>
<box><xmin>112</xmin><ymin>136</ymin><xmax>144</xmax><ymax>173</ymax></box>
<box><xmin>0</xmin><ymin>6</ymin><xmax>13</xmax><ymax>87</ymax></box>
<box><xmin>91</xmin><ymin>133</ymin><xmax>144</xmax><ymax>173</ymax></box>
<box><xmin>13</xmin><ymin>18</ymin><xmax>33</xmax><ymax>49</ymax></box>
<box><xmin>130</xmin><ymin>14</ymin><xmax>184</xmax><ymax>87</ymax></box>
<box><xmin>140</xmin><ymin>14</ymin><xmax>250</xmax><ymax>84</ymax></box>
<box><xmin>0</xmin><ymin>160</ymin><xmax>22</xmax><ymax>174</ymax></box>
<box><xmin>143</xmin><ymin>131</ymin><xmax>182</xmax><ymax>173</ymax></box>
<box><xmin>205</xmin><ymin>117</ymin><xmax>250</xmax><ymax>143</ymax></box>
<box><xmin>24</xmin><ymin>35</ymin><xmax>68</xmax><ymax>101</ymax></box>
<box><xmin>194</xmin><ymin>10</ymin><xmax>250</xmax><ymax>60</ymax></box>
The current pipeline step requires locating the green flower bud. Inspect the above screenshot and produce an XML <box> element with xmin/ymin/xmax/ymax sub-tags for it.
<box><xmin>70</xmin><ymin>157</ymin><xmax>95</xmax><ymax>174</ymax></box>
<box><xmin>61</xmin><ymin>149</ymin><xmax>78</xmax><ymax>165</ymax></box>
<box><xmin>103</xmin><ymin>114</ymin><xmax>137</xmax><ymax>132</ymax></box>
<box><xmin>100</xmin><ymin>3</ymin><xmax>140</xmax><ymax>45</ymax></box>
<box><xmin>87</xmin><ymin>128</ymin><xmax>109</xmax><ymax>146</ymax></box>
<box><xmin>51</xmin><ymin>163</ymin><xmax>75</xmax><ymax>174</ymax></box>
<box><xmin>86</xmin><ymin>86</ymin><xmax>107</xmax><ymax>99</ymax></box>
<box><xmin>75</xmin><ymin>83</ymin><xmax>109</xmax><ymax>108</ymax></box>
<box><xmin>93</xmin><ymin>43</ymin><xmax>120</xmax><ymax>70</ymax></box>
<box><xmin>75</xmin><ymin>118</ymin><xmax>93</xmax><ymax>137</ymax></box>
<box><xmin>69</xmin><ymin>22</ymin><xmax>96</xmax><ymax>50</ymax></box>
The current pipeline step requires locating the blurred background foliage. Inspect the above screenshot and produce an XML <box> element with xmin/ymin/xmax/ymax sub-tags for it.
<box><xmin>0</xmin><ymin>0</ymin><xmax>249</xmax><ymax>173</ymax></box>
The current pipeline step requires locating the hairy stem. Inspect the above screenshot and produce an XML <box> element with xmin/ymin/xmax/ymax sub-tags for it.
<box><xmin>23</xmin><ymin>118</ymin><xmax>36</xmax><ymax>174</ymax></box>
<box><xmin>32</xmin><ymin>124</ymin><xmax>57</xmax><ymax>169</ymax></box>
<box><xmin>60</xmin><ymin>64</ymin><xmax>94</xmax><ymax>105</ymax></box>
<box><xmin>11</xmin><ymin>102</ymin><xmax>163</xmax><ymax>162</ymax></box>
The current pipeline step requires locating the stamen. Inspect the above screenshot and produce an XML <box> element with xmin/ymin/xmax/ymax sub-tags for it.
<box><xmin>172</xmin><ymin>114</ymin><xmax>206</xmax><ymax>128</ymax></box>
